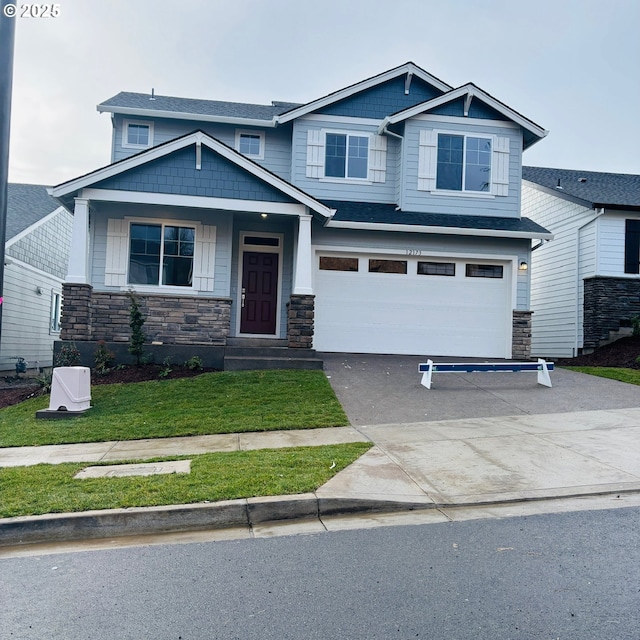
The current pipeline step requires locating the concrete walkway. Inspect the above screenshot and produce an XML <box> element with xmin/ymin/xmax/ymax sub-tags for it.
<box><xmin>2</xmin><ymin>404</ymin><xmax>640</xmax><ymax>547</ymax></box>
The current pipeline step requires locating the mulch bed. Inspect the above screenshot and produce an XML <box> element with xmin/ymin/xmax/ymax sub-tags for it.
<box><xmin>554</xmin><ymin>336</ymin><xmax>640</xmax><ymax>369</ymax></box>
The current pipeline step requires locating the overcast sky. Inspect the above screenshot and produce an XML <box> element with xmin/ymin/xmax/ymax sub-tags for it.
<box><xmin>6</xmin><ymin>0</ymin><xmax>640</xmax><ymax>186</ymax></box>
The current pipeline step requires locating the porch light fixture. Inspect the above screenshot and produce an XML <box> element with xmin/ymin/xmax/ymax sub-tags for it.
<box><xmin>261</xmin><ymin>213</ymin><xmax>268</xmax><ymax>219</ymax></box>
<box><xmin>519</xmin><ymin>261</ymin><xmax>528</xmax><ymax>271</ymax></box>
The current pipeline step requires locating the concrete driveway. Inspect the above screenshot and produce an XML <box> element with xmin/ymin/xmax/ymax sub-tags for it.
<box><xmin>321</xmin><ymin>353</ymin><xmax>640</xmax><ymax>425</ymax></box>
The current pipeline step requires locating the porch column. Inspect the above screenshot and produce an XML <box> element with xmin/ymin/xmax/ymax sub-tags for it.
<box><xmin>293</xmin><ymin>213</ymin><xmax>313</xmax><ymax>294</ymax></box>
<box><xmin>66</xmin><ymin>197</ymin><xmax>90</xmax><ymax>283</ymax></box>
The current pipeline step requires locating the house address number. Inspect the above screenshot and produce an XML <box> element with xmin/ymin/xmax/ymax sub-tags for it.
<box><xmin>406</xmin><ymin>249</ymin><xmax>422</xmax><ymax>256</ymax></box>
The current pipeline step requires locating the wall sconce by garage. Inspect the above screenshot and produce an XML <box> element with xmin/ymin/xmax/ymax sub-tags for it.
<box><xmin>36</xmin><ymin>286</ymin><xmax>44</xmax><ymax>295</ymax></box>
<box><xmin>260</xmin><ymin>213</ymin><xmax>268</xmax><ymax>219</ymax></box>
<box><xmin>519</xmin><ymin>261</ymin><xmax>528</xmax><ymax>271</ymax></box>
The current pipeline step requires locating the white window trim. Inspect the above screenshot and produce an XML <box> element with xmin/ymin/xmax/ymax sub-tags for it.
<box><xmin>235</xmin><ymin>129</ymin><xmax>265</xmax><ymax>160</ymax></box>
<box><xmin>322</xmin><ymin>129</ymin><xmax>372</xmax><ymax>182</ymax></box>
<box><xmin>122</xmin><ymin>120</ymin><xmax>154</xmax><ymax>150</ymax></box>
<box><xmin>418</xmin><ymin>129</ymin><xmax>510</xmax><ymax>197</ymax></box>
<box><xmin>434</xmin><ymin>131</ymin><xmax>493</xmax><ymax>194</ymax></box>
<box><xmin>104</xmin><ymin>216</ymin><xmax>216</xmax><ymax>293</ymax></box>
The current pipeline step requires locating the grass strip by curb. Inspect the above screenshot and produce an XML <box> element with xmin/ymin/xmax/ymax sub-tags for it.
<box><xmin>561</xmin><ymin>366</ymin><xmax>640</xmax><ymax>386</ymax></box>
<box><xmin>0</xmin><ymin>443</ymin><xmax>372</xmax><ymax>518</ymax></box>
<box><xmin>0</xmin><ymin>370</ymin><xmax>349</xmax><ymax>448</ymax></box>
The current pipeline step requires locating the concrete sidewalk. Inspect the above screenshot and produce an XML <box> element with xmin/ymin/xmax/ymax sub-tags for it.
<box><xmin>2</xmin><ymin>406</ymin><xmax>640</xmax><ymax>547</ymax></box>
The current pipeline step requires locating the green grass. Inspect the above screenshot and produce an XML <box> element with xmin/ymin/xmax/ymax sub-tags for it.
<box><xmin>562</xmin><ymin>366</ymin><xmax>640</xmax><ymax>386</ymax></box>
<box><xmin>0</xmin><ymin>443</ymin><xmax>372</xmax><ymax>518</ymax></box>
<box><xmin>0</xmin><ymin>370</ymin><xmax>349</xmax><ymax>448</ymax></box>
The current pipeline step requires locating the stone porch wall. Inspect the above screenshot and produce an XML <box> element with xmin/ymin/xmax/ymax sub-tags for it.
<box><xmin>512</xmin><ymin>310</ymin><xmax>532</xmax><ymax>360</ymax></box>
<box><xmin>61</xmin><ymin>285</ymin><xmax>232</xmax><ymax>346</ymax></box>
<box><xmin>583</xmin><ymin>277</ymin><xmax>640</xmax><ymax>351</ymax></box>
<box><xmin>287</xmin><ymin>294</ymin><xmax>314</xmax><ymax>348</ymax></box>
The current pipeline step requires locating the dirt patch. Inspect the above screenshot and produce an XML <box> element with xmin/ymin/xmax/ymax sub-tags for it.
<box><xmin>0</xmin><ymin>364</ymin><xmax>218</xmax><ymax>410</ymax></box>
<box><xmin>555</xmin><ymin>336</ymin><xmax>640</xmax><ymax>369</ymax></box>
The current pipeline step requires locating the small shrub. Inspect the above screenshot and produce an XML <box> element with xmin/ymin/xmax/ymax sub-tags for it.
<box><xmin>94</xmin><ymin>341</ymin><xmax>115</xmax><ymax>376</ymax></box>
<box><xmin>184</xmin><ymin>355</ymin><xmax>203</xmax><ymax>371</ymax></box>
<box><xmin>127</xmin><ymin>291</ymin><xmax>146</xmax><ymax>366</ymax></box>
<box><xmin>34</xmin><ymin>370</ymin><xmax>52</xmax><ymax>395</ymax></box>
<box><xmin>158</xmin><ymin>356</ymin><xmax>173</xmax><ymax>378</ymax></box>
<box><xmin>55</xmin><ymin>343</ymin><xmax>81</xmax><ymax>367</ymax></box>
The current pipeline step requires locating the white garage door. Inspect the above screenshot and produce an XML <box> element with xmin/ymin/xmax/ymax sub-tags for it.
<box><xmin>313</xmin><ymin>253</ymin><xmax>512</xmax><ymax>357</ymax></box>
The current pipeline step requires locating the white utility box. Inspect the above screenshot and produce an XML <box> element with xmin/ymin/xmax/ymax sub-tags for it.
<box><xmin>48</xmin><ymin>366</ymin><xmax>91</xmax><ymax>412</ymax></box>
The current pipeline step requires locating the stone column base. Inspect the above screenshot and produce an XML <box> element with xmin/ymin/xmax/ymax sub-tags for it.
<box><xmin>287</xmin><ymin>295</ymin><xmax>315</xmax><ymax>348</ymax></box>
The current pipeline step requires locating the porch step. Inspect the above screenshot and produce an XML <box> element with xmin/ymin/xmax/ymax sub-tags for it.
<box><xmin>223</xmin><ymin>345</ymin><xmax>323</xmax><ymax>371</ymax></box>
<box><xmin>226</xmin><ymin>338</ymin><xmax>288</xmax><ymax>348</ymax></box>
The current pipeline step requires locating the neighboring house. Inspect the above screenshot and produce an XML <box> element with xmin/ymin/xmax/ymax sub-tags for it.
<box><xmin>49</xmin><ymin>62</ymin><xmax>551</xmax><ymax>365</ymax></box>
<box><xmin>522</xmin><ymin>166</ymin><xmax>640</xmax><ymax>358</ymax></box>
<box><xmin>0</xmin><ymin>184</ymin><xmax>73</xmax><ymax>372</ymax></box>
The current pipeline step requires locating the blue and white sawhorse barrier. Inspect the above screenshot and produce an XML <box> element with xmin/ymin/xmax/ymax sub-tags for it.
<box><xmin>419</xmin><ymin>359</ymin><xmax>554</xmax><ymax>389</ymax></box>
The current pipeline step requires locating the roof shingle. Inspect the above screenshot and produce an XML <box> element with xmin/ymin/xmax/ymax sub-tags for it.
<box><xmin>6</xmin><ymin>184</ymin><xmax>60</xmax><ymax>241</ymax></box>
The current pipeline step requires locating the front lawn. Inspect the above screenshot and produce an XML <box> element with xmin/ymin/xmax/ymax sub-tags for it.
<box><xmin>0</xmin><ymin>443</ymin><xmax>371</xmax><ymax>518</ymax></box>
<box><xmin>0</xmin><ymin>370</ymin><xmax>349</xmax><ymax>447</ymax></box>
<box><xmin>562</xmin><ymin>366</ymin><xmax>640</xmax><ymax>386</ymax></box>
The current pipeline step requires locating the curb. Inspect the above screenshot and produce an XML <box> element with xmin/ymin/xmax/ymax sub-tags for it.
<box><xmin>0</xmin><ymin>494</ymin><xmax>433</xmax><ymax>547</ymax></box>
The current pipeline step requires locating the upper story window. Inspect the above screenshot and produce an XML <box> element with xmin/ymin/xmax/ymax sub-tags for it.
<box><xmin>624</xmin><ymin>219</ymin><xmax>640</xmax><ymax>274</ymax></box>
<box><xmin>325</xmin><ymin>133</ymin><xmax>369</xmax><ymax>180</ymax></box>
<box><xmin>235</xmin><ymin>130</ymin><xmax>265</xmax><ymax>160</ymax></box>
<box><xmin>122</xmin><ymin>120</ymin><xmax>154</xmax><ymax>149</ymax></box>
<box><xmin>437</xmin><ymin>134</ymin><xmax>491</xmax><ymax>192</ymax></box>
<box><xmin>129</xmin><ymin>223</ymin><xmax>195</xmax><ymax>287</ymax></box>
<box><xmin>418</xmin><ymin>130</ymin><xmax>510</xmax><ymax>196</ymax></box>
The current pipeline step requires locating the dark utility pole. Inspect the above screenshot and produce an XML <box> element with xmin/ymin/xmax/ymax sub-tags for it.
<box><xmin>0</xmin><ymin>1</ymin><xmax>16</xmax><ymax>347</ymax></box>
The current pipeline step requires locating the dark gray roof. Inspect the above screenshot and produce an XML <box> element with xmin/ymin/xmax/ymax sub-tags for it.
<box><xmin>522</xmin><ymin>166</ymin><xmax>640</xmax><ymax>210</ymax></box>
<box><xmin>323</xmin><ymin>200</ymin><xmax>551</xmax><ymax>236</ymax></box>
<box><xmin>6</xmin><ymin>183</ymin><xmax>60</xmax><ymax>241</ymax></box>
<box><xmin>98</xmin><ymin>92</ymin><xmax>301</xmax><ymax>120</ymax></box>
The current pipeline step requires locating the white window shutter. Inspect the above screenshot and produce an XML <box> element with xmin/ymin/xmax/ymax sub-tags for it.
<box><xmin>418</xmin><ymin>130</ymin><xmax>438</xmax><ymax>191</ymax></box>
<box><xmin>369</xmin><ymin>134</ymin><xmax>387</xmax><ymax>183</ymax></box>
<box><xmin>193</xmin><ymin>224</ymin><xmax>216</xmax><ymax>291</ymax></box>
<box><xmin>306</xmin><ymin>129</ymin><xmax>325</xmax><ymax>178</ymax></box>
<box><xmin>105</xmin><ymin>219</ymin><xmax>128</xmax><ymax>287</ymax></box>
<box><xmin>491</xmin><ymin>136</ymin><xmax>510</xmax><ymax>196</ymax></box>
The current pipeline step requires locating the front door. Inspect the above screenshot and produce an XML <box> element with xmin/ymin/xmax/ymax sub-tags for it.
<box><xmin>240</xmin><ymin>251</ymin><xmax>279</xmax><ymax>334</ymax></box>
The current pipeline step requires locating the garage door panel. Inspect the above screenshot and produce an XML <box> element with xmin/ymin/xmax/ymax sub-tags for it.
<box><xmin>314</xmin><ymin>255</ymin><xmax>511</xmax><ymax>357</ymax></box>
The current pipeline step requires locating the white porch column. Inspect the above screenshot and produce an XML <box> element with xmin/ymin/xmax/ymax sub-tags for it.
<box><xmin>66</xmin><ymin>197</ymin><xmax>90</xmax><ymax>283</ymax></box>
<box><xmin>293</xmin><ymin>213</ymin><xmax>313</xmax><ymax>295</ymax></box>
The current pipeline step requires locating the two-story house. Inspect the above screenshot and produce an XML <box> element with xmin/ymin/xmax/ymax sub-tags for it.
<box><xmin>522</xmin><ymin>166</ymin><xmax>640</xmax><ymax>358</ymax></box>
<box><xmin>49</xmin><ymin>62</ymin><xmax>551</xmax><ymax>367</ymax></box>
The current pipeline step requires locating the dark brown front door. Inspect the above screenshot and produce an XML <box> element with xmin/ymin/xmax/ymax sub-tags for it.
<box><xmin>240</xmin><ymin>251</ymin><xmax>279</xmax><ymax>334</ymax></box>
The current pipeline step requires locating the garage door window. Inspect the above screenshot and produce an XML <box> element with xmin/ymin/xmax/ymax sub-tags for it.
<box><xmin>319</xmin><ymin>257</ymin><xmax>359</xmax><ymax>272</ymax></box>
<box><xmin>466</xmin><ymin>264</ymin><xmax>503</xmax><ymax>278</ymax></box>
<box><xmin>369</xmin><ymin>259</ymin><xmax>407</xmax><ymax>274</ymax></box>
<box><xmin>418</xmin><ymin>261</ymin><xmax>456</xmax><ymax>276</ymax></box>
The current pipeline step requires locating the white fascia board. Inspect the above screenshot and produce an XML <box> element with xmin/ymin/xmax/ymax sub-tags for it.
<box><xmin>80</xmin><ymin>188</ymin><xmax>309</xmax><ymax>216</ymax></box>
<box><xmin>5</xmin><ymin>206</ymin><xmax>69</xmax><ymax>247</ymax></box>
<box><xmin>276</xmin><ymin>63</ymin><xmax>452</xmax><ymax>125</ymax></box>
<box><xmin>97</xmin><ymin>104</ymin><xmax>277</xmax><ymax>128</ymax></box>
<box><xmin>325</xmin><ymin>219</ymin><xmax>554</xmax><ymax>240</ymax></box>
<box><xmin>51</xmin><ymin>131</ymin><xmax>333</xmax><ymax>219</ymax></box>
<box><xmin>383</xmin><ymin>84</ymin><xmax>548</xmax><ymax>139</ymax></box>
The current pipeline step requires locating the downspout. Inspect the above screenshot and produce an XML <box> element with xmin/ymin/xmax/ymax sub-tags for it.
<box><xmin>574</xmin><ymin>207</ymin><xmax>606</xmax><ymax>355</ymax></box>
<box><xmin>377</xmin><ymin>117</ymin><xmax>404</xmax><ymax>209</ymax></box>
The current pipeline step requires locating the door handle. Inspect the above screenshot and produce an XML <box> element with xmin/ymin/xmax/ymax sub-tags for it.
<box><xmin>241</xmin><ymin>288</ymin><xmax>246</xmax><ymax>308</ymax></box>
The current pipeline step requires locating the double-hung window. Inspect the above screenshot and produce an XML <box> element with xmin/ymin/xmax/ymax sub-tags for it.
<box><xmin>129</xmin><ymin>223</ymin><xmax>195</xmax><ymax>287</ymax></box>
<box><xmin>437</xmin><ymin>133</ymin><xmax>492</xmax><ymax>192</ymax></box>
<box><xmin>325</xmin><ymin>133</ymin><xmax>369</xmax><ymax>179</ymax></box>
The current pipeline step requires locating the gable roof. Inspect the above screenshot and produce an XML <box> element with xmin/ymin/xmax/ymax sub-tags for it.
<box><xmin>98</xmin><ymin>93</ymin><xmax>300</xmax><ymax>126</ymax></box>
<box><xmin>323</xmin><ymin>200</ymin><xmax>553</xmax><ymax>240</ymax></box>
<box><xmin>6</xmin><ymin>183</ymin><xmax>62</xmax><ymax>241</ymax></box>
<box><xmin>275</xmin><ymin>62</ymin><xmax>452</xmax><ymax>124</ymax></box>
<box><xmin>522</xmin><ymin>166</ymin><xmax>640</xmax><ymax>211</ymax></box>
<box><xmin>381</xmin><ymin>83</ymin><xmax>547</xmax><ymax>149</ymax></box>
<box><xmin>49</xmin><ymin>130</ymin><xmax>334</xmax><ymax>219</ymax></box>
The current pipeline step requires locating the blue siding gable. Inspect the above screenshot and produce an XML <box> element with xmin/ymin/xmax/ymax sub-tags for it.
<box><xmin>317</xmin><ymin>76</ymin><xmax>444</xmax><ymax>119</ymax></box>
<box><xmin>429</xmin><ymin>97</ymin><xmax>510</xmax><ymax>120</ymax></box>
<box><xmin>93</xmin><ymin>146</ymin><xmax>296</xmax><ymax>203</ymax></box>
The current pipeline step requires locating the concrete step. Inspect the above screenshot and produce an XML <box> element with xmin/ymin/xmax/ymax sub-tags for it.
<box><xmin>224</xmin><ymin>346</ymin><xmax>318</xmax><ymax>359</ymax></box>
<box><xmin>226</xmin><ymin>338</ymin><xmax>288</xmax><ymax>348</ymax></box>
